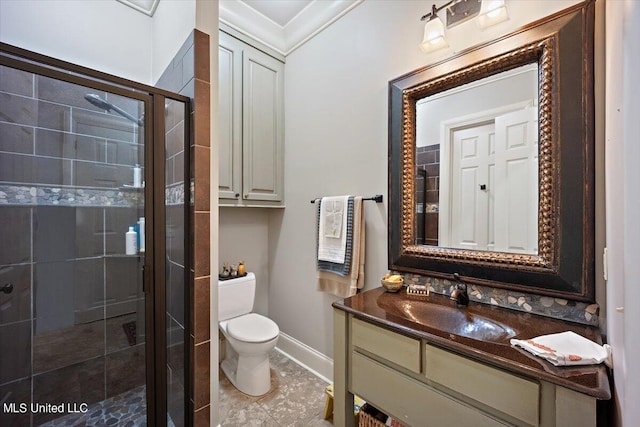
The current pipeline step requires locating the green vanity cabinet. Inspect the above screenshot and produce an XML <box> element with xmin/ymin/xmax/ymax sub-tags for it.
<box><xmin>333</xmin><ymin>309</ymin><xmax>599</xmax><ymax>427</ymax></box>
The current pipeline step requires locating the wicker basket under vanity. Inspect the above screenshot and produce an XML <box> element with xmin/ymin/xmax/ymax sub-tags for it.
<box><xmin>358</xmin><ymin>410</ymin><xmax>385</xmax><ymax>427</ymax></box>
<box><xmin>358</xmin><ymin>403</ymin><xmax>405</xmax><ymax>427</ymax></box>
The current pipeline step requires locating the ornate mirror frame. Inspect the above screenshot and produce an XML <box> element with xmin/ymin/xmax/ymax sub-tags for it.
<box><xmin>388</xmin><ymin>1</ymin><xmax>595</xmax><ymax>301</ymax></box>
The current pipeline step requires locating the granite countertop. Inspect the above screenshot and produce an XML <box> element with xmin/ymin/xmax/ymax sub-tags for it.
<box><xmin>332</xmin><ymin>287</ymin><xmax>611</xmax><ymax>400</ymax></box>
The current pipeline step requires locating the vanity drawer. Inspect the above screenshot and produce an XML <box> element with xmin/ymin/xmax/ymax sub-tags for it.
<box><xmin>351</xmin><ymin>317</ymin><xmax>420</xmax><ymax>373</ymax></box>
<box><xmin>424</xmin><ymin>344</ymin><xmax>540</xmax><ymax>426</ymax></box>
<box><xmin>351</xmin><ymin>352</ymin><xmax>508</xmax><ymax>427</ymax></box>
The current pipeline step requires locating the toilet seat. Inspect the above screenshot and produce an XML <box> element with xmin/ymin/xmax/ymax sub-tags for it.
<box><xmin>226</xmin><ymin>313</ymin><xmax>279</xmax><ymax>343</ymax></box>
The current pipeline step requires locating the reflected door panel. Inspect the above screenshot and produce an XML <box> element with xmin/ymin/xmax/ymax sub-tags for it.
<box><xmin>494</xmin><ymin>106</ymin><xmax>538</xmax><ymax>254</ymax></box>
<box><xmin>450</xmin><ymin>123</ymin><xmax>495</xmax><ymax>251</ymax></box>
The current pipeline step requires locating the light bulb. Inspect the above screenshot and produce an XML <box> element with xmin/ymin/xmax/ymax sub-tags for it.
<box><xmin>477</xmin><ymin>0</ymin><xmax>509</xmax><ymax>29</ymax></box>
<box><xmin>420</xmin><ymin>15</ymin><xmax>448</xmax><ymax>53</ymax></box>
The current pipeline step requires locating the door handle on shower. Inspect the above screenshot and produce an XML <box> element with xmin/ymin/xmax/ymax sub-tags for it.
<box><xmin>142</xmin><ymin>265</ymin><xmax>147</xmax><ymax>294</ymax></box>
<box><xmin>1</xmin><ymin>283</ymin><xmax>14</xmax><ymax>294</ymax></box>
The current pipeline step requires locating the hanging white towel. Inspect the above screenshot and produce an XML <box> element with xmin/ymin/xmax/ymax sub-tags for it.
<box><xmin>317</xmin><ymin>195</ymin><xmax>351</xmax><ymax>264</ymax></box>
<box><xmin>318</xmin><ymin>196</ymin><xmax>365</xmax><ymax>298</ymax></box>
<box><xmin>510</xmin><ymin>331</ymin><xmax>612</xmax><ymax>368</ymax></box>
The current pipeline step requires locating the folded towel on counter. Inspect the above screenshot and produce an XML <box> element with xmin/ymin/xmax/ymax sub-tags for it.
<box><xmin>317</xmin><ymin>196</ymin><xmax>351</xmax><ymax>263</ymax></box>
<box><xmin>318</xmin><ymin>196</ymin><xmax>365</xmax><ymax>298</ymax></box>
<box><xmin>317</xmin><ymin>197</ymin><xmax>354</xmax><ymax>276</ymax></box>
<box><xmin>511</xmin><ymin>331</ymin><xmax>612</xmax><ymax>368</ymax></box>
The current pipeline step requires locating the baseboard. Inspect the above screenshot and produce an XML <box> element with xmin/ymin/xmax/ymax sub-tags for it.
<box><xmin>275</xmin><ymin>332</ymin><xmax>333</xmax><ymax>384</ymax></box>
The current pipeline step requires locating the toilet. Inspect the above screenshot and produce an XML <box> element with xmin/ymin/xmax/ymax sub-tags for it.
<box><xmin>218</xmin><ymin>272</ymin><xmax>279</xmax><ymax>396</ymax></box>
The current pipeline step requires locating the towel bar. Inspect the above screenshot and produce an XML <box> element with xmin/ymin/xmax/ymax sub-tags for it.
<box><xmin>310</xmin><ymin>195</ymin><xmax>383</xmax><ymax>204</ymax></box>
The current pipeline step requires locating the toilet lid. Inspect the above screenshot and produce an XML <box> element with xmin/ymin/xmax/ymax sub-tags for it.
<box><xmin>226</xmin><ymin>313</ymin><xmax>279</xmax><ymax>343</ymax></box>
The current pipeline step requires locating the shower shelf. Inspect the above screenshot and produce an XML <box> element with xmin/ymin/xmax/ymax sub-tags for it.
<box><xmin>105</xmin><ymin>253</ymin><xmax>144</xmax><ymax>258</ymax></box>
<box><xmin>119</xmin><ymin>185</ymin><xmax>144</xmax><ymax>191</ymax></box>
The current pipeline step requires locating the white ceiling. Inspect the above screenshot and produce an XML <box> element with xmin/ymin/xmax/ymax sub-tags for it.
<box><xmin>115</xmin><ymin>0</ymin><xmax>362</xmax><ymax>56</ymax></box>
<box><xmin>220</xmin><ymin>0</ymin><xmax>363</xmax><ymax>55</ymax></box>
<box><xmin>241</xmin><ymin>0</ymin><xmax>312</xmax><ymax>27</ymax></box>
<box><xmin>117</xmin><ymin>0</ymin><xmax>159</xmax><ymax>16</ymax></box>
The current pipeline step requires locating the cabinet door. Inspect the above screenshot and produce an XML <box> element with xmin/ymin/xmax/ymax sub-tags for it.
<box><xmin>351</xmin><ymin>352</ymin><xmax>508</xmax><ymax>427</ymax></box>
<box><xmin>218</xmin><ymin>33</ymin><xmax>243</xmax><ymax>201</ymax></box>
<box><xmin>242</xmin><ymin>44</ymin><xmax>284</xmax><ymax>202</ymax></box>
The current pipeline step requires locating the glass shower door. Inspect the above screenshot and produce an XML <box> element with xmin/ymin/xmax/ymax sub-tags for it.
<box><xmin>0</xmin><ymin>62</ymin><xmax>149</xmax><ymax>426</ymax></box>
<box><xmin>165</xmin><ymin>97</ymin><xmax>188</xmax><ymax>427</ymax></box>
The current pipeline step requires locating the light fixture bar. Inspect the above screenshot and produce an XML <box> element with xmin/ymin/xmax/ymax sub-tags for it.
<box><xmin>420</xmin><ymin>0</ymin><xmax>464</xmax><ymax>22</ymax></box>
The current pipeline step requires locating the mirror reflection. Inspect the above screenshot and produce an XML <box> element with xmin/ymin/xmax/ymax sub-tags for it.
<box><xmin>414</xmin><ymin>63</ymin><xmax>539</xmax><ymax>255</ymax></box>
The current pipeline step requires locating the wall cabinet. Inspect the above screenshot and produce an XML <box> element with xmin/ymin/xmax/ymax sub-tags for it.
<box><xmin>218</xmin><ymin>31</ymin><xmax>285</xmax><ymax>207</ymax></box>
<box><xmin>334</xmin><ymin>310</ymin><xmax>599</xmax><ymax>427</ymax></box>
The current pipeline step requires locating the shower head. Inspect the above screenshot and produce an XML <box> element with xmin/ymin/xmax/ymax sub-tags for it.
<box><xmin>84</xmin><ymin>94</ymin><xmax>112</xmax><ymax>110</ymax></box>
<box><xmin>84</xmin><ymin>94</ymin><xmax>144</xmax><ymax>126</ymax></box>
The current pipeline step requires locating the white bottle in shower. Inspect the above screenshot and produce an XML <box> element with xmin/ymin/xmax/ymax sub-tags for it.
<box><xmin>126</xmin><ymin>226</ymin><xmax>138</xmax><ymax>255</ymax></box>
<box><xmin>138</xmin><ymin>217</ymin><xmax>145</xmax><ymax>253</ymax></box>
<box><xmin>133</xmin><ymin>164</ymin><xmax>142</xmax><ymax>188</ymax></box>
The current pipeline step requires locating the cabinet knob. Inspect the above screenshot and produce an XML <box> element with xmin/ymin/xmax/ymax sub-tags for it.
<box><xmin>1</xmin><ymin>283</ymin><xmax>14</xmax><ymax>294</ymax></box>
<box><xmin>235</xmin><ymin>193</ymin><xmax>240</xmax><ymax>198</ymax></box>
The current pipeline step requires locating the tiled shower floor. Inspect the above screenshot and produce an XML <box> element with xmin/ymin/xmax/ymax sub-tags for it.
<box><xmin>219</xmin><ymin>350</ymin><xmax>333</xmax><ymax>426</ymax></box>
<box><xmin>37</xmin><ymin>386</ymin><xmax>175</xmax><ymax>427</ymax></box>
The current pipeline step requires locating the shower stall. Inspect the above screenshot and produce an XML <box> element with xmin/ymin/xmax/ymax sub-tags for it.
<box><xmin>0</xmin><ymin>44</ymin><xmax>190</xmax><ymax>426</ymax></box>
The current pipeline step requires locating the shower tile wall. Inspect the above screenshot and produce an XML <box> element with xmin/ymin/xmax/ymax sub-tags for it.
<box><xmin>0</xmin><ymin>65</ymin><xmax>145</xmax><ymax>426</ymax></box>
<box><xmin>416</xmin><ymin>145</ymin><xmax>440</xmax><ymax>246</ymax></box>
<box><xmin>156</xmin><ymin>29</ymin><xmax>212</xmax><ymax>425</ymax></box>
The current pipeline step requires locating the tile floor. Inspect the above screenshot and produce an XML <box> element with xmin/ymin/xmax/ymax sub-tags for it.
<box><xmin>36</xmin><ymin>385</ymin><xmax>177</xmax><ymax>427</ymax></box>
<box><xmin>39</xmin><ymin>349</ymin><xmax>330</xmax><ymax>426</ymax></box>
<box><xmin>219</xmin><ymin>350</ymin><xmax>333</xmax><ymax>426</ymax></box>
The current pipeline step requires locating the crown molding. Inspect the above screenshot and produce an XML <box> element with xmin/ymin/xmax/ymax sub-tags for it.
<box><xmin>116</xmin><ymin>0</ymin><xmax>159</xmax><ymax>16</ymax></box>
<box><xmin>219</xmin><ymin>0</ymin><xmax>364</xmax><ymax>56</ymax></box>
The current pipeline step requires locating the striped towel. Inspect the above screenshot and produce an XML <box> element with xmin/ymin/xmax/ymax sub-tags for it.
<box><xmin>317</xmin><ymin>196</ymin><xmax>350</xmax><ymax>263</ymax></box>
<box><xmin>317</xmin><ymin>197</ymin><xmax>354</xmax><ymax>276</ymax></box>
<box><xmin>317</xmin><ymin>196</ymin><xmax>365</xmax><ymax>298</ymax></box>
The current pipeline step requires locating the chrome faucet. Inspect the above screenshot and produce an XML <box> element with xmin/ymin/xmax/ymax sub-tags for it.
<box><xmin>450</xmin><ymin>273</ymin><xmax>469</xmax><ymax>307</ymax></box>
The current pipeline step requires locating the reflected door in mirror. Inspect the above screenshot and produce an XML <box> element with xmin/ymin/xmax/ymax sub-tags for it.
<box><xmin>415</xmin><ymin>64</ymin><xmax>538</xmax><ymax>254</ymax></box>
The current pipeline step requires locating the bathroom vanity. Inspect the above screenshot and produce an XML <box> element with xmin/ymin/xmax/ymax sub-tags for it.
<box><xmin>332</xmin><ymin>288</ymin><xmax>610</xmax><ymax>427</ymax></box>
<box><xmin>334</xmin><ymin>3</ymin><xmax>610</xmax><ymax>425</ymax></box>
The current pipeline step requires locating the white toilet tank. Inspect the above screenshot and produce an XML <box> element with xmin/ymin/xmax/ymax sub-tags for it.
<box><xmin>218</xmin><ymin>272</ymin><xmax>256</xmax><ymax>321</ymax></box>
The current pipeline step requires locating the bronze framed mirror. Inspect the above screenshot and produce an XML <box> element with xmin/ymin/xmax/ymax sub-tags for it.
<box><xmin>388</xmin><ymin>1</ymin><xmax>595</xmax><ymax>300</ymax></box>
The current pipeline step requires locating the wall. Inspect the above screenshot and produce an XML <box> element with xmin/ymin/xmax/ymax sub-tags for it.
<box><xmin>219</xmin><ymin>208</ymin><xmax>271</xmax><ymax>316</ymax></box>
<box><xmin>605</xmin><ymin>1</ymin><xmax>640</xmax><ymax>425</ymax></box>
<box><xmin>270</xmin><ymin>0</ymin><xmax>584</xmax><ymax>361</ymax></box>
<box><xmin>0</xmin><ymin>0</ymin><xmax>152</xmax><ymax>83</ymax></box>
<box><xmin>415</xmin><ymin>66</ymin><xmax>537</xmax><ymax>147</ymax></box>
<box><xmin>0</xmin><ymin>0</ymin><xmax>198</xmax><ymax>85</ymax></box>
<box><xmin>151</xmin><ymin>0</ymin><xmax>196</xmax><ymax>84</ymax></box>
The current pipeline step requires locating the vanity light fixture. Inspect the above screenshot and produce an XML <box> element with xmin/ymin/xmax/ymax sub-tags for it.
<box><xmin>420</xmin><ymin>0</ymin><xmax>509</xmax><ymax>53</ymax></box>
<box><xmin>420</xmin><ymin>5</ymin><xmax>449</xmax><ymax>53</ymax></box>
<box><xmin>476</xmin><ymin>0</ymin><xmax>509</xmax><ymax>28</ymax></box>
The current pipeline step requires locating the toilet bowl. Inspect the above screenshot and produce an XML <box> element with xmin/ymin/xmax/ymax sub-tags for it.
<box><xmin>218</xmin><ymin>273</ymin><xmax>280</xmax><ymax>396</ymax></box>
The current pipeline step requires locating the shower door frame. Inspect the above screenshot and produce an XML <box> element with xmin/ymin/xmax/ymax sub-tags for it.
<box><xmin>0</xmin><ymin>43</ymin><xmax>192</xmax><ymax>427</ymax></box>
